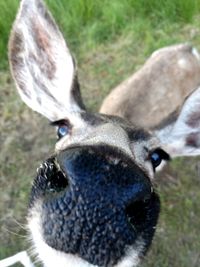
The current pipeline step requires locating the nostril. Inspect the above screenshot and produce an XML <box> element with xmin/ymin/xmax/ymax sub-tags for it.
<box><xmin>126</xmin><ymin>199</ymin><xmax>150</xmax><ymax>231</ymax></box>
<box><xmin>125</xmin><ymin>192</ymin><xmax>160</xmax><ymax>236</ymax></box>
<box><xmin>29</xmin><ymin>156</ymin><xmax>69</xmax><ymax>208</ymax></box>
<box><xmin>125</xmin><ymin>184</ymin><xmax>153</xmax><ymax>231</ymax></box>
<box><xmin>36</xmin><ymin>156</ymin><xmax>69</xmax><ymax>193</ymax></box>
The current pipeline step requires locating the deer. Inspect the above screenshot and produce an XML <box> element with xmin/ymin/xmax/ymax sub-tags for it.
<box><xmin>2</xmin><ymin>0</ymin><xmax>200</xmax><ymax>266</ymax></box>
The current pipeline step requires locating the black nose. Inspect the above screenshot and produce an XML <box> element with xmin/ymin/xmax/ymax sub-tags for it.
<box><xmin>39</xmin><ymin>145</ymin><xmax>159</xmax><ymax>267</ymax></box>
<box><xmin>57</xmin><ymin>145</ymin><xmax>152</xmax><ymax>204</ymax></box>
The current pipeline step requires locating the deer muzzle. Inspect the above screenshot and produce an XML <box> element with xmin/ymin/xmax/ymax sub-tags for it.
<box><xmin>29</xmin><ymin>145</ymin><xmax>160</xmax><ymax>267</ymax></box>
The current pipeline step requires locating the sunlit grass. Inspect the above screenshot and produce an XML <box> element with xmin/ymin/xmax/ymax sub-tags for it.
<box><xmin>0</xmin><ymin>0</ymin><xmax>200</xmax><ymax>69</ymax></box>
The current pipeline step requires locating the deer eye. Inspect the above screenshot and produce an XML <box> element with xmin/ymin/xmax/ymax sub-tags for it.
<box><xmin>150</xmin><ymin>148</ymin><xmax>170</xmax><ymax>170</ymax></box>
<box><xmin>57</xmin><ymin>125</ymin><xmax>69</xmax><ymax>139</ymax></box>
<box><xmin>150</xmin><ymin>151</ymin><xmax>162</xmax><ymax>169</ymax></box>
<box><xmin>51</xmin><ymin>119</ymin><xmax>71</xmax><ymax>139</ymax></box>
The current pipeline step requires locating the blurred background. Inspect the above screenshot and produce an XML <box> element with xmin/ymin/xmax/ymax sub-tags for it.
<box><xmin>1</xmin><ymin>0</ymin><xmax>200</xmax><ymax>266</ymax></box>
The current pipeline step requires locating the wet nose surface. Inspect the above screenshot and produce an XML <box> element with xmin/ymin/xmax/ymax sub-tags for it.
<box><xmin>58</xmin><ymin>145</ymin><xmax>152</xmax><ymax>203</ymax></box>
<box><xmin>41</xmin><ymin>146</ymin><xmax>158</xmax><ymax>267</ymax></box>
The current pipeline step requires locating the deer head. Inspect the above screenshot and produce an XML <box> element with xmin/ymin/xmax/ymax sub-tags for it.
<box><xmin>9</xmin><ymin>0</ymin><xmax>200</xmax><ymax>267</ymax></box>
<box><xmin>100</xmin><ymin>43</ymin><xmax>200</xmax><ymax>158</ymax></box>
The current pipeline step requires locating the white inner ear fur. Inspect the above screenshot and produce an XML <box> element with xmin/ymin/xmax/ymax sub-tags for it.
<box><xmin>9</xmin><ymin>0</ymin><xmax>81</xmax><ymax>121</ymax></box>
<box><xmin>28</xmin><ymin>201</ymin><xmax>142</xmax><ymax>267</ymax></box>
<box><xmin>156</xmin><ymin>86</ymin><xmax>200</xmax><ymax>157</ymax></box>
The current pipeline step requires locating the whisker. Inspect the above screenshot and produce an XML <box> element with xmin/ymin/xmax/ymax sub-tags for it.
<box><xmin>2</xmin><ymin>227</ymin><xmax>27</xmax><ymax>239</ymax></box>
<box><xmin>12</xmin><ymin>218</ymin><xmax>28</xmax><ymax>230</ymax></box>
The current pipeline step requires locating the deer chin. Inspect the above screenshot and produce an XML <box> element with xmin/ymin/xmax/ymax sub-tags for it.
<box><xmin>28</xmin><ymin>146</ymin><xmax>160</xmax><ymax>267</ymax></box>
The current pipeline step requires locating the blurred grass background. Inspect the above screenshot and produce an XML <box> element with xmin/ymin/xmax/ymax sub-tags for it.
<box><xmin>0</xmin><ymin>0</ymin><xmax>200</xmax><ymax>266</ymax></box>
<box><xmin>1</xmin><ymin>0</ymin><xmax>200</xmax><ymax>70</ymax></box>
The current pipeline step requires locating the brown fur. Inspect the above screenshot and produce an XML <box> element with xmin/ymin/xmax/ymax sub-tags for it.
<box><xmin>100</xmin><ymin>44</ymin><xmax>200</xmax><ymax>129</ymax></box>
<box><xmin>31</xmin><ymin>20</ymin><xmax>56</xmax><ymax>80</ymax></box>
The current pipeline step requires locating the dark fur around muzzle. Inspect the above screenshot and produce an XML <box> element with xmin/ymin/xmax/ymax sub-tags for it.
<box><xmin>29</xmin><ymin>145</ymin><xmax>160</xmax><ymax>267</ymax></box>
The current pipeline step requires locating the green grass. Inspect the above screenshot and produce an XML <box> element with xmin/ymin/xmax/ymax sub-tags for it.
<box><xmin>1</xmin><ymin>0</ymin><xmax>200</xmax><ymax>266</ymax></box>
<box><xmin>1</xmin><ymin>0</ymin><xmax>200</xmax><ymax>69</ymax></box>
<box><xmin>0</xmin><ymin>0</ymin><xmax>18</xmax><ymax>70</ymax></box>
<box><xmin>142</xmin><ymin>159</ymin><xmax>200</xmax><ymax>267</ymax></box>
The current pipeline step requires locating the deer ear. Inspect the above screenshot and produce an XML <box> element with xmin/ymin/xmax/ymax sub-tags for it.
<box><xmin>156</xmin><ymin>87</ymin><xmax>200</xmax><ymax>157</ymax></box>
<box><xmin>9</xmin><ymin>0</ymin><xmax>85</xmax><ymax>121</ymax></box>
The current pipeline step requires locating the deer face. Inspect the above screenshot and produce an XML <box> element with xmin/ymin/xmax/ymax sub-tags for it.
<box><xmin>28</xmin><ymin>112</ymin><xmax>166</xmax><ymax>267</ymax></box>
<box><xmin>9</xmin><ymin>0</ymin><xmax>200</xmax><ymax>267</ymax></box>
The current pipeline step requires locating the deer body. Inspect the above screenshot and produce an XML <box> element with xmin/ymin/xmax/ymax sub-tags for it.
<box><xmin>7</xmin><ymin>0</ymin><xmax>200</xmax><ymax>267</ymax></box>
<box><xmin>100</xmin><ymin>44</ymin><xmax>200</xmax><ymax>129</ymax></box>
